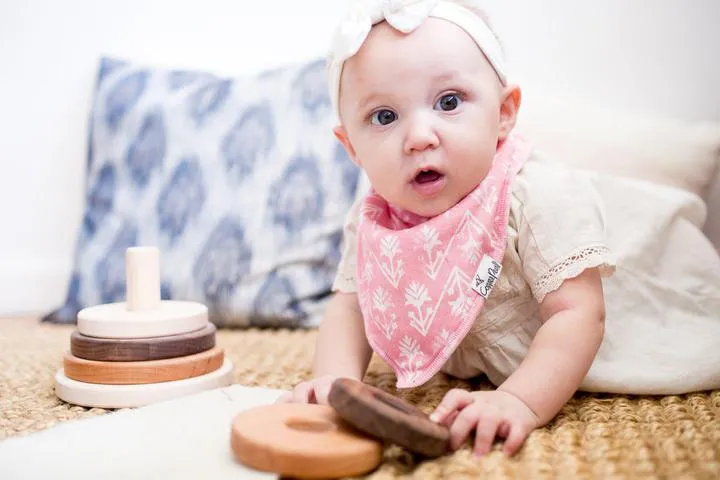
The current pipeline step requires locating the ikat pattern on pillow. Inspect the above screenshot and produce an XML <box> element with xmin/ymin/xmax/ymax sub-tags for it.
<box><xmin>42</xmin><ymin>56</ymin><xmax>359</xmax><ymax>328</ymax></box>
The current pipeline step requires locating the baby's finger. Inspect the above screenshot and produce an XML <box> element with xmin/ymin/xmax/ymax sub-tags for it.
<box><xmin>313</xmin><ymin>379</ymin><xmax>334</xmax><ymax>405</ymax></box>
<box><xmin>472</xmin><ymin>411</ymin><xmax>502</xmax><ymax>457</ymax></box>
<box><xmin>430</xmin><ymin>388</ymin><xmax>473</xmax><ymax>424</ymax></box>
<box><xmin>442</xmin><ymin>410</ymin><xmax>459</xmax><ymax>427</ymax></box>
<box><xmin>292</xmin><ymin>382</ymin><xmax>314</xmax><ymax>403</ymax></box>
<box><xmin>501</xmin><ymin>421</ymin><xmax>530</xmax><ymax>456</ymax></box>
<box><xmin>448</xmin><ymin>403</ymin><xmax>482</xmax><ymax>450</ymax></box>
<box><xmin>496</xmin><ymin>421</ymin><xmax>510</xmax><ymax>438</ymax></box>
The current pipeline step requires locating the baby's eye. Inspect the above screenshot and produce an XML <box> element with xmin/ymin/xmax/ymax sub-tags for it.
<box><xmin>370</xmin><ymin>109</ymin><xmax>397</xmax><ymax>126</ymax></box>
<box><xmin>435</xmin><ymin>94</ymin><xmax>462</xmax><ymax>111</ymax></box>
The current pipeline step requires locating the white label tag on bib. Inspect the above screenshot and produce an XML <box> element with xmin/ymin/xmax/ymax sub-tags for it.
<box><xmin>471</xmin><ymin>255</ymin><xmax>502</xmax><ymax>299</ymax></box>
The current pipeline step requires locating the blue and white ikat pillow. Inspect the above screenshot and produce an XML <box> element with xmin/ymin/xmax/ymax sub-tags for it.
<box><xmin>42</xmin><ymin>57</ymin><xmax>360</xmax><ymax>328</ymax></box>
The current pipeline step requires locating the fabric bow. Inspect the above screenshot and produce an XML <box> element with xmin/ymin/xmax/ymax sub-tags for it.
<box><xmin>331</xmin><ymin>0</ymin><xmax>441</xmax><ymax>63</ymax></box>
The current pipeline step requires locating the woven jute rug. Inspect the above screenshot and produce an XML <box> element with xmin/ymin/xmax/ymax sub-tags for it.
<box><xmin>1</xmin><ymin>317</ymin><xmax>718</xmax><ymax>479</ymax></box>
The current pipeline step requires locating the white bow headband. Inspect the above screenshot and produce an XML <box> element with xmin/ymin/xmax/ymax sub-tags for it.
<box><xmin>327</xmin><ymin>0</ymin><xmax>507</xmax><ymax>120</ymax></box>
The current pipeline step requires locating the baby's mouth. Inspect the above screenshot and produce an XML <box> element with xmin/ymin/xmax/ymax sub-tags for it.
<box><xmin>410</xmin><ymin>168</ymin><xmax>446</xmax><ymax>198</ymax></box>
<box><xmin>414</xmin><ymin>169</ymin><xmax>443</xmax><ymax>184</ymax></box>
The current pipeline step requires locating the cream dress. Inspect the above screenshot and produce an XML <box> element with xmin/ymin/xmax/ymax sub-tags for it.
<box><xmin>333</xmin><ymin>152</ymin><xmax>720</xmax><ymax>395</ymax></box>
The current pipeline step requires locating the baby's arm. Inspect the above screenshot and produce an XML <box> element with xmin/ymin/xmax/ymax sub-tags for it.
<box><xmin>497</xmin><ymin>266</ymin><xmax>605</xmax><ymax>424</ymax></box>
<box><xmin>312</xmin><ymin>292</ymin><xmax>373</xmax><ymax>380</ymax></box>
<box><xmin>431</xmin><ymin>267</ymin><xmax>605</xmax><ymax>456</ymax></box>
<box><xmin>279</xmin><ymin>292</ymin><xmax>373</xmax><ymax>404</ymax></box>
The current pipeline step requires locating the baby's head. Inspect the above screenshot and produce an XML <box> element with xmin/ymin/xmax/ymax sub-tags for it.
<box><xmin>327</xmin><ymin>0</ymin><xmax>521</xmax><ymax>217</ymax></box>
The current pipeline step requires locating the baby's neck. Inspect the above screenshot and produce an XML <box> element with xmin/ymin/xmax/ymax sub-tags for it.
<box><xmin>387</xmin><ymin>203</ymin><xmax>434</xmax><ymax>228</ymax></box>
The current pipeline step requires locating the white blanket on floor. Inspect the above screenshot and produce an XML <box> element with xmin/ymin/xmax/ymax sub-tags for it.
<box><xmin>0</xmin><ymin>385</ymin><xmax>287</xmax><ymax>480</ymax></box>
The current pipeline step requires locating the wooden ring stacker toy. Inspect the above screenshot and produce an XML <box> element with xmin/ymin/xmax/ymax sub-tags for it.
<box><xmin>328</xmin><ymin>378</ymin><xmax>451</xmax><ymax>458</ymax></box>
<box><xmin>231</xmin><ymin>403</ymin><xmax>383</xmax><ymax>479</ymax></box>
<box><xmin>77</xmin><ymin>247</ymin><xmax>208</xmax><ymax>339</ymax></box>
<box><xmin>70</xmin><ymin>323</ymin><xmax>217</xmax><ymax>361</ymax></box>
<box><xmin>54</xmin><ymin>246</ymin><xmax>235</xmax><ymax>409</ymax></box>
<box><xmin>63</xmin><ymin>346</ymin><xmax>225</xmax><ymax>385</ymax></box>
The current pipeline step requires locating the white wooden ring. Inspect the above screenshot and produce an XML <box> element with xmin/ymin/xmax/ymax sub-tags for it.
<box><xmin>54</xmin><ymin>359</ymin><xmax>234</xmax><ymax>408</ymax></box>
<box><xmin>77</xmin><ymin>301</ymin><xmax>208</xmax><ymax>339</ymax></box>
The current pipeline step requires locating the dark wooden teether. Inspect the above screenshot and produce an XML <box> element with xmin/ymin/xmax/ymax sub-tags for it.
<box><xmin>70</xmin><ymin>323</ymin><xmax>216</xmax><ymax>361</ymax></box>
<box><xmin>328</xmin><ymin>378</ymin><xmax>450</xmax><ymax>457</ymax></box>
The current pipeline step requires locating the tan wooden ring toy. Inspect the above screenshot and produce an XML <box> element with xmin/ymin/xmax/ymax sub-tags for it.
<box><xmin>70</xmin><ymin>323</ymin><xmax>217</xmax><ymax>362</ymax></box>
<box><xmin>231</xmin><ymin>403</ymin><xmax>383</xmax><ymax>479</ymax></box>
<box><xmin>328</xmin><ymin>378</ymin><xmax>451</xmax><ymax>457</ymax></box>
<box><xmin>63</xmin><ymin>346</ymin><xmax>225</xmax><ymax>385</ymax></box>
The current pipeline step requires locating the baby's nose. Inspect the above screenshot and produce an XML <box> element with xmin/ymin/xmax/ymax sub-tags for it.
<box><xmin>403</xmin><ymin>114</ymin><xmax>439</xmax><ymax>154</ymax></box>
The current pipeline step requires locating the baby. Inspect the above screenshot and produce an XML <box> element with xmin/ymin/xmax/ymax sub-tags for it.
<box><xmin>280</xmin><ymin>0</ymin><xmax>720</xmax><ymax>458</ymax></box>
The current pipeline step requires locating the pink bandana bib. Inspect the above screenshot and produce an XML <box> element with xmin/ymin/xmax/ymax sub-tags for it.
<box><xmin>356</xmin><ymin>134</ymin><xmax>532</xmax><ymax>388</ymax></box>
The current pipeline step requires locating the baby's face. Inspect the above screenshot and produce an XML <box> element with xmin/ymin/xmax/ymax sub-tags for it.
<box><xmin>334</xmin><ymin>17</ymin><xmax>519</xmax><ymax>217</ymax></box>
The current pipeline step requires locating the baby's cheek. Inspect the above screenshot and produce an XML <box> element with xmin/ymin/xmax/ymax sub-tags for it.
<box><xmin>366</xmin><ymin>170</ymin><xmax>395</xmax><ymax>195</ymax></box>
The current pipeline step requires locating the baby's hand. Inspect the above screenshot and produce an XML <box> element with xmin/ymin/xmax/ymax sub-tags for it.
<box><xmin>429</xmin><ymin>388</ymin><xmax>540</xmax><ymax>457</ymax></box>
<box><xmin>275</xmin><ymin>374</ymin><xmax>340</xmax><ymax>405</ymax></box>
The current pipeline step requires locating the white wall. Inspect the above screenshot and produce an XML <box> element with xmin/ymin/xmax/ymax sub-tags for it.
<box><xmin>0</xmin><ymin>0</ymin><xmax>718</xmax><ymax>315</ymax></box>
<box><xmin>0</xmin><ymin>0</ymin><xmax>348</xmax><ymax>315</ymax></box>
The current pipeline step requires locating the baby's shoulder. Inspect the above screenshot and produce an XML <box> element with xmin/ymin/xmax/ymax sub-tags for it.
<box><xmin>507</xmin><ymin>149</ymin><xmax>609</xmax><ymax>244</ymax></box>
<box><xmin>505</xmin><ymin>149</ymin><xmax>616</xmax><ymax>301</ymax></box>
<box><xmin>512</xmin><ymin>150</ymin><xmax>588</xmax><ymax>194</ymax></box>
<box><xmin>510</xmin><ymin>150</ymin><xmax>602</xmax><ymax>213</ymax></box>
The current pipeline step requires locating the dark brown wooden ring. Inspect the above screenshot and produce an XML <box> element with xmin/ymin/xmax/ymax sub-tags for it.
<box><xmin>328</xmin><ymin>378</ymin><xmax>450</xmax><ymax>457</ymax></box>
<box><xmin>70</xmin><ymin>324</ymin><xmax>216</xmax><ymax>362</ymax></box>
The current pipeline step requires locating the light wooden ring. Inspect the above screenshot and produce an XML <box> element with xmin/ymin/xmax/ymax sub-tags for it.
<box><xmin>77</xmin><ymin>300</ymin><xmax>208</xmax><ymax>339</ymax></box>
<box><xmin>63</xmin><ymin>347</ymin><xmax>225</xmax><ymax>385</ymax></box>
<box><xmin>54</xmin><ymin>358</ymin><xmax>234</xmax><ymax>409</ymax></box>
<box><xmin>70</xmin><ymin>324</ymin><xmax>216</xmax><ymax>362</ymax></box>
<box><xmin>231</xmin><ymin>403</ymin><xmax>383</xmax><ymax>478</ymax></box>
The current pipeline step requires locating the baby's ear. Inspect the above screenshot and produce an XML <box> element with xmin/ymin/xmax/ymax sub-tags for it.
<box><xmin>333</xmin><ymin>125</ymin><xmax>361</xmax><ymax>167</ymax></box>
<box><xmin>498</xmin><ymin>85</ymin><xmax>521</xmax><ymax>141</ymax></box>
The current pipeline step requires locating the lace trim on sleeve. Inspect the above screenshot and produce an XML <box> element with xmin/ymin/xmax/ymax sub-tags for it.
<box><xmin>531</xmin><ymin>245</ymin><xmax>616</xmax><ymax>302</ymax></box>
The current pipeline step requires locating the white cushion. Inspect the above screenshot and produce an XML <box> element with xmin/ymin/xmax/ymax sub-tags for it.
<box><xmin>515</xmin><ymin>88</ymin><xmax>720</xmax><ymax>201</ymax></box>
<box><xmin>514</xmin><ymin>87</ymin><xmax>720</xmax><ymax>251</ymax></box>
